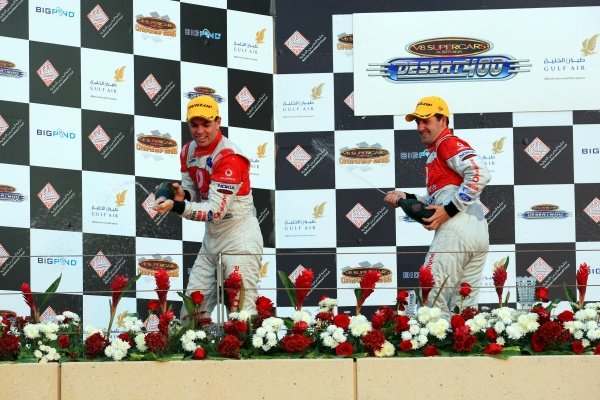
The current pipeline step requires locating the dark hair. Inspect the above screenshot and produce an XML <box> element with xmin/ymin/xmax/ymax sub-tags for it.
<box><xmin>434</xmin><ymin>113</ymin><xmax>450</xmax><ymax>127</ymax></box>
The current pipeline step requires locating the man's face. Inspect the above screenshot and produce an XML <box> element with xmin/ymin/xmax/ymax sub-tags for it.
<box><xmin>188</xmin><ymin>116</ymin><xmax>221</xmax><ymax>148</ymax></box>
<box><xmin>415</xmin><ymin>116</ymin><xmax>446</xmax><ymax>146</ymax></box>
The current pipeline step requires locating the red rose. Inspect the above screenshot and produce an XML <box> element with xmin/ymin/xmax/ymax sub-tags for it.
<box><xmin>292</xmin><ymin>321</ymin><xmax>308</xmax><ymax>334</ymax></box>
<box><xmin>148</xmin><ymin>300</ymin><xmax>160</xmax><ymax>312</ymax></box>
<box><xmin>594</xmin><ymin>344</ymin><xmax>600</xmax><ymax>355</ymax></box>
<box><xmin>223</xmin><ymin>320</ymin><xmax>237</xmax><ymax>335</ymax></box>
<box><xmin>190</xmin><ymin>291</ymin><xmax>204</xmax><ymax>306</ymax></box>
<box><xmin>450</xmin><ymin>314</ymin><xmax>466</xmax><ymax>330</ymax></box>
<box><xmin>459</xmin><ymin>282</ymin><xmax>471</xmax><ymax>297</ymax></box>
<box><xmin>572</xmin><ymin>341</ymin><xmax>584</xmax><ymax>354</ymax></box>
<box><xmin>535</xmin><ymin>286</ymin><xmax>549</xmax><ymax>302</ymax></box>
<box><xmin>399</xmin><ymin>340</ymin><xmax>413</xmax><ymax>352</ymax></box>
<box><xmin>394</xmin><ymin>315</ymin><xmax>410</xmax><ymax>332</ymax></box>
<box><xmin>335</xmin><ymin>342</ymin><xmax>354</xmax><ymax>356</ymax></box>
<box><xmin>396</xmin><ymin>289</ymin><xmax>409</xmax><ymax>304</ymax></box>
<box><xmin>423</xmin><ymin>345</ymin><xmax>440</xmax><ymax>357</ymax></box>
<box><xmin>332</xmin><ymin>314</ymin><xmax>350</xmax><ymax>330</ymax></box>
<box><xmin>557</xmin><ymin>310</ymin><xmax>574</xmax><ymax>323</ymax></box>
<box><xmin>485</xmin><ymin>327</ymin><xmax>498</xmax><ymax>342</ymax></box>
<box><xmin>234</xmin><ymin>320</ymin><xmax>248</xmax><ymax>334</ymax></box>
<box><xmin>58</xmin><ymin>334</ymin><xmax>70</xmax><ymax>349</ymax></box>
<box><xmin>193</xmin><ymin>347</ymin><xmax>207</xmax><ymax>360</ymax></box>
<box><xmin>483</xmin><ymin>343</ymin><xmax>504</xmax><ymax>355</ymax></box>
<box><xmin>316</xmin><ymin>311</ymin><xmax>333</xmax><ymax>322</ymax></box>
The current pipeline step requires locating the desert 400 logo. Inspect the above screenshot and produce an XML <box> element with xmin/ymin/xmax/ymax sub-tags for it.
<box><xmin>368</xmin><ymin>37</ymin><xmax>530</xmax><ymax>82</ymax></box>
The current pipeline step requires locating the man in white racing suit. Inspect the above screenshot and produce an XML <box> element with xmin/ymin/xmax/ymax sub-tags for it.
<box><xmin>153</xmin><ymin>95</ymin><xmax>263</xmax><ymax>317</ymax></box>
<box><xmin>384</xmin><ymin>96</ymin><xmax>491</xmax><ymax>313</ymax></box>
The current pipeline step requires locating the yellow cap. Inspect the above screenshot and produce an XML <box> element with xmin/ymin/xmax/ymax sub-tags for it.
<box><xmin>186</xmin><ymin>95</ymin><xmax>219</xmax><ymax>121</ymax></box>
<box><xmin>405</xmin><ymin>96</ymin><xmax>450</xmax><ymax>122</ymax></box>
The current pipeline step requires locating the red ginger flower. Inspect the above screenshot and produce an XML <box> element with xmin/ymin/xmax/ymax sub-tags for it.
<box><xmin>154</xmin><ymin>269</ymin><xmax>170</xmax><ymax>313</ymax></box>
<box><xmin>492</xmin><ymin>258</ymin><xmax>508</xmax><ymax>307</ymax></box>
<box><xmin>356</xmin><ymin>269</ymin><xmax>381</xmax><ymax>314</ymax></box>
<box><xmin>110</xmin><ymin>275</ymin><xmax>129</xmax><ymax>310</ymax></box>
<box><xmin>577</xmin><ymin>262</ymin><xmax>590</xmax><ymax>308</ymax></box>
<box><xmin>224</xmin><ymin>266</ymin><xmax>243</xmax><ymax>312</ymax></box>
<box><xmin>158</xmin><ymin>311</ymin><xmax>174</xmax><ymax>335</ymax></box>
<box><xmin>148</xmin><ymin>300</ymin><xmax>160</xmax><ymax>313</ymax></box>
<box><xmin>294</xmin><ymin>268</ymin><xmax>314</xmax><ymax>311</ymax></box>
<box><xmin>217</xmin><ymin>334</ymin><xmax>243</xmax><ymax>358</ymax></box>
<box><xmin>419</xmin><ymin>265</ymin><xmax>435</xmax><ymax>306</ymax></box>
<box><xmin>20</xmin><ymin>283</ymin><xmax>39</xmax><ymax>322</ymax></box>
<box><xmin>280</xmin><ymin>334</ymin><xmax>313</xmax><ymax>353</ymax></box>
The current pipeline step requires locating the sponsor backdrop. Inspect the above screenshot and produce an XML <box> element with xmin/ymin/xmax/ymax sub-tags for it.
<box><xmin>1</xmin><ymin>0</ymin><xmax>599</xmax><ymax>326</ymax></box>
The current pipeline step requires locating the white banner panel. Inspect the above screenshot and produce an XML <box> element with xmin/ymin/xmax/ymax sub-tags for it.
<box><xmin>353</xmin><ymin>7</ymin><xmax>600</xmax><ymax>115</ymax></box>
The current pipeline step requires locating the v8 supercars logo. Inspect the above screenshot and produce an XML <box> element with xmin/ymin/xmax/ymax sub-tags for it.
<box><xmin>368</xmin><ymin>37</ymin><xmax>531</xmax><ymax>83</ymax></box>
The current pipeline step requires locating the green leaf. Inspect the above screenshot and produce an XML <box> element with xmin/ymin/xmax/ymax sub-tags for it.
<box><xmin>114</xmin><ymin>274</ymin><xmax>141</xmax><ymax>310</ymax></box>
<box><xmin>545</xmin><ymin>298</ymin><xmax>561</xmax><ymax>312</ymax></box>
<box><xmin>563</xmin><ymin>283</ymin><xmax>578</xmax><ymax>310</ymax></box>
<box><xmin>277</xmin><ymin>270</ymin><xmax>297</xmax><ymax>309</ymax></box>
<box><xmin>503</xmin><ymin>256</ymin><xmax>510</xmax><ymax>269</ymax></box>
<box><xmin>503</xmin><ymin>291</ymin><xmax>510</xmax><ymax>306</ymax></box>
<box><xmin>354</xmin><ymin>288</ymin><xmax>362</xmax><ymax>304</ymax></box>
<box><xmin>39</xmin><ymin>274</ymin><xmax>62</xmax><ymax>310</ymax></box>
<box><xmin>177</xmin><ymin>291</ymin><xmax>196</xmax><ymax>317</ymax></box>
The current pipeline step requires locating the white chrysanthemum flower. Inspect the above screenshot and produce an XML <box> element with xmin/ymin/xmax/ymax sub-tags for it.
<box><xmin>428</xmin><ymin>319</ymin><xmax>449</xmax><ymax>340</ymax></box>
<box><xmin>238</xmin><ymin>310</ymin><xmax>253</xmax><ymax>321</ymax></box>
<box><xmin>575</xmin><ymin>309</ymin><xmax>596</xmax><ymax>321</ymax></box>
<box><xmin>409</xmin><ymin>324</ymin><xmax>420</xmax><ymax>336</ymax></box>
<box><xmin>23</xmin><ymin>324</ymin><xmax>41</xmax><ymax>339</ymax></box>
<box><xmin>574</xmin><ymin>330</ymin><xmax>584</xmax><ymax>340</ymax></box>
<box><xmin>34</xmin><ymin>350</ymin><xmax>42</xmax><ymax>359</ymax></box>
<box><xmin>410</xmin><ymin>339</ymin><xmax>419</xmax><ymax>349</ymax></box>
<box><xmin>417</xmin><ymin>334</ymin><xmax>428</xmax><ymax>347</ymax></box>
<box><xmin>496</xmin><ymin>337</ymin><xmax>506</xmax><ymax>346</ymax></box>
<box><xmin>322</xmin><ymin>336</ymin><xmax>337</xmax><ymax>348</ymax></box>
<box><xmin>374</xmin><ymin>341</ymin><xmax>395</xmax><ymax>357</ymax></box>
<box><xmin>349</xmin><ymin>315</ymin><xmax>372</xmax><ymax>337</ymax></box>
<box><xmin>505</xmin><ymin>324</ymin><xmax>524</xmax><ymax>340</ymax></box>
<box><xmin>135</xmin><ymin>333</ymin><xmax>147</xmax><ymax>352</ymax></box>
<box><xmin>104</xmin><ymin>338</ymin><xmax>130</xmax><ymax>361</ymax></box>
<box><xmin>252</xmin><ymin>336</ymin><xmax>263</xmax><ymax>348</ymax></box>
<box><xmin>55</xmin><ymin>315</ymin><xmax>65</xmax><ymax>323</ymax></box>
<box><xmin>62</xmin><ymin>311</ymin><xmax>80</xmax><ymax>321</ymax></box>
<box><xmin>292</xmin><ymin>310</ymin><xmax>312</xmax><ymax>324</ymax></box>
<box><xmin>585</xmin><ymin>302</ymin><xmax>600</xmax><ymax>310</ymax></box>
<box><xmin>582</xmin><ymin>339</ymin><xmax>590</xmax><ymax>348</ymax></box>
<box><xmin>493</xmin><ymin>307</ymin><xmax>516</xmax><ymax>325</ymax></box>
<box><xmin>196</xmin><ymin>330</ymin><xmax>207</xmax><ymax>340</ymax></box>
<box><xmin>585</xmin><ymin>321</ymin><xmax>598</xmax><ymax>331</ymax></box>
<box><xmin>122</xmin><ymin>316</ymin><xmax>144</xmax><ymax>333</ymax></box>
<box><xmin>428</xmin><ymin>307</ymin><xmax>442</xmax><ymax>319</ymax></box>
<box><xmin>417</xmin><ymin>307</ymin><xmax>432</xmax><ymax>324</ymax></box>
<box><xmin>494</xmin><ymin>321</ymin><xmax>506</xmax><ymax>334</ymax></box>
<box><xmin>401</xmin><ymin>331</ymin><xmax>412</xmax><ymax>341</ymax></box>
<box><xmin>332</xmin><ymin>329</ymin><xmax>347</xmax><ymax>343</ymax></box>
<box><xmin>586</xmin><ymin>329</ymin><xmax>600</xmax><ymax>341</ymax></box>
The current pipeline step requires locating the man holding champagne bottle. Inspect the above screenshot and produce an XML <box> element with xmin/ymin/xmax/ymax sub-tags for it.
<box><xmin>384</xmin><ymin>96</ymin><xmax>491</xmax><ymax>313</ymax></box>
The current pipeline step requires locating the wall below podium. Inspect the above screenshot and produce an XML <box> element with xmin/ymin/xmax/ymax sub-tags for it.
<box><xmin>3</xmin><ymin>356</ymin><xmax>600</xmax><ymax>400</ymax></box>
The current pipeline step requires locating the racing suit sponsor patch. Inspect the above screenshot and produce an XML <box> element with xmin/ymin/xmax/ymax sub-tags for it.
<box><xmin>216</xmin><ymin>183</ymin><xmax>235</xmax><ymax>194</ymax></box>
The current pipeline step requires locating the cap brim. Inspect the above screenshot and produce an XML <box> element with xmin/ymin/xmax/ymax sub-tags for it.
<box><xmin>405</xmin><ymin>113</ymin><xmax>433</xmax><ymax>122</ymax></box>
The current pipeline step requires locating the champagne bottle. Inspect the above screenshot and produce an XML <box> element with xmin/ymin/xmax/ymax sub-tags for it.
<box><xmin>155</xmin><ymin>182</ymin><xmax>176</xmax><ymax>201</ymax></box>
<box><xmin>397</xmin><ymin>198</ymin><xmax>434</xmax><ymax>225</ymax></box>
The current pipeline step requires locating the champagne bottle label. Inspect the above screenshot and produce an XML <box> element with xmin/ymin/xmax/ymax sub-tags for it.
<box><xmin>397</xmin><ymin>198</ymin><xmax>434</xmax><ymax>225</ymax></box>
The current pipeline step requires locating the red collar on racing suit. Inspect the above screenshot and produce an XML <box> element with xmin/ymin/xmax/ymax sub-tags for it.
<box><xmin>425</xmin><ymin>127</ymin><xmax>473</xmax><ymax>195</ymax></box>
